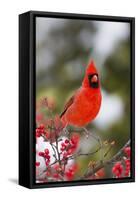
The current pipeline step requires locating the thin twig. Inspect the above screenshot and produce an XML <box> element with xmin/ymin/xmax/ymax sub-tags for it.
<box><xmin>68</xmin><ymin>146</ymin><xmax>101</xmax><ymax>160</ymax></box>
<box><xmin>80</xmin><ymin>140</ymin><xmax>130</xmax><ymax>180</ymax></box>
<box><xmin>50</xmin><ymin>142</ymin><xmax>57</xmax><ymax>159</ymax></box>
<box><xmin>104</xmin><ymin>145</ymin><xmax>113</xmax><ymax>158</ymax></box>
<box><xmin>83</xmin><ymin>127</ymin><xmax>104</xmax><ymax>161</ymax></box>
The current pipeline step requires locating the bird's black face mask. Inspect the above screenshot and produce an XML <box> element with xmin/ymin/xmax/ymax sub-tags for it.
<box><xmin>88</xmin><ymin>74</ymin><xmax>99</xmax><ymax>88</ymax></box>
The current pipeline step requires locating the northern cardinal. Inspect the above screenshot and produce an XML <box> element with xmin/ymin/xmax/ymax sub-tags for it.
<box><xmin>60</xmin><ymin>59</ymin><xmax>102</xmax><ymax>127</ymax></box>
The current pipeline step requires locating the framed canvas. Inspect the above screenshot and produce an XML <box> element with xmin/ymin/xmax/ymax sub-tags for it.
<box><xmin>19</xmin><ymin>11</ymin><xmax>135</xmax><ymax>189</ymax></box>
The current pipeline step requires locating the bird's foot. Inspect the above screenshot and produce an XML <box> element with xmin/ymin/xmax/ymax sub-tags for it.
<box><xmin>83</xmin><ymin>127</ymin><xmax>89</xmax><ymax>139</ymax></box>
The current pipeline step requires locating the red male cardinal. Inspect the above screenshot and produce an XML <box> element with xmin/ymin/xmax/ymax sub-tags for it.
<box><xmin>60</xmin><ymin>59</ymin><xmax>102</xmax><ymax>127</ymax></box>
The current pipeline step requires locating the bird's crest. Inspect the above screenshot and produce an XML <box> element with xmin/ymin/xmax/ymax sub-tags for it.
<box><xmin>86</xmin><ymin>59</ymin><xmax>98</xmax><ymax>75</ymax></box>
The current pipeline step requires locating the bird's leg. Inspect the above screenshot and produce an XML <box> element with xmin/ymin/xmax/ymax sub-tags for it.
<box><xmin>83</xmin><ymin>127</ymin><xmax>104</xmax><ymax>162</ymax></box>
<box><xmin>83</xmin><ymin>127</ymin><xmax>89</xmax><ymax>139</ymax></box>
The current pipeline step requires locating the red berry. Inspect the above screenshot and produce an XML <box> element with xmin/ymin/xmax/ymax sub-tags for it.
<box><xmin>71</xmin><ymin>144</ymin><xmax>76</xmax><ymax>149</ymax></box>
<box><xmin>63</xmin><ymin>152</ymin><xmax>68</xmax><ymax>158</ymax></box>
<box><xmin>65</xmin><ymin>139</ymin><xmax>69</xmax><ymax>144</ymax></box>
<box><xmin>71</xmin><ymin>138</ymin><xmax>76</xmax><ymax>144</ymax></box>
<box><xmin>112</xmin><ymin>166</ymin><xmax>116</xmax><ymax>174</ymax></box>
<box><xmin>60</xmin><ymin>147</ymin><xmax>65</xmax><ymax>151</ymax></box>
<box><xmin>61</xmin><ymin>142</ymin><xmax>66</xmax><ymax>148</ymax></box>
<box><xmin>53</xmin><ymin>173</ymin><xmax>59</xmax><ymax>179</ymax></box>
<box><xmin>46</xmin><ymin>160</ymin><xmax>50</xmax><ymax>166</ymax></box>
<box><xmin>36</xmin><ymin>128</ymin><xmax>41</xmax><ymax>137</ymax></box>
<box><xmin>39</xmin><ymin>124</ymin><xmax>44</xmax><ymax>129</ymax></box>
<box><xmin>124</xmin><ymin>159</ymin><xmax>130</xmax><ymax>177</ymax></box>
<box><xmin>46</xmin><ymin>171</ymin><xmax>50</xmax><ymax>176</ymax></box>
<box><xmin>124</xmin><ymin>147</ymin><xmax>131</xmax><ymax>157</ymax></box>
<box><xmin>45</xmin><ymin>155</ymin><xmax>50</xmax><ymax>160</ymax></box>
<box><xmin>44</xmin><ymin>148</ymin><xmax>49</xmax><ymax>155</ymax></box>
<box><xmin>35</xmin><ymin>162</ymin><xmax>40</xmax><ymax>167</ymax></box>
<box><xmin>70</xmin><ymin>134</ymin><xmax>79</xmax><ymax>145</ymax></box>
<box><xmin>38</xmin><ymin>152</ymin><xmax>45</xmax><ymax>157</ymax></box>
<box><xmin>36</xmin><ymin>132</ymin><xmax>40</xmax><ymax>137</ymax></box>
<box><xmin>67</xmin><ymin>149</ymin><xmax>73</xmax><ymax>155</ymax></box>
<box><xmin>112</xmin><ymin>162</ymin><xmax>123</xmax><ymax>178</ymax></box>
<box><xmin>36</xmin><ymin>124</ymin><xmax>45</xmax><ymax>137</ymax></box>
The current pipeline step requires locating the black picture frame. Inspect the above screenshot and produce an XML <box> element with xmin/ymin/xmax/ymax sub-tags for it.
<box><xmin>19</xmin><ymin>10</ymin><xmax>135</xmax><ymax>189</ymax></box>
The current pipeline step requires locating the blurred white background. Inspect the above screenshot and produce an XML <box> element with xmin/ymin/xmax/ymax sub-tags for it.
<box><xmin>0</xmin><ymin>0</ymin><xmax>137</xmax><ymax>199</ymax></box>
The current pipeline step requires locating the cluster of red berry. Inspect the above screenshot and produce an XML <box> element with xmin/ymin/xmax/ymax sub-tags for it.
<box><xmin>60</xmin><ymin>134</ymin><xmax>80</xmax><ymax>160</ymax></box>
<box><xmin>112</xmin><ymin>146</ymin><xmax>131</xmax><ymax>178</ymax></box>
<box><xmin>36</xmin><ymin>124</ymin><xmax>45</xmax><ymax>138</ymax></box>
<box><xmin>124</xmin><ymin>146</ymin><xmax>131</xmax><ymax>176</ymax></box>
<box><xmin>36</xmin><ymin>134</ymin><xmax>80</xmax><ymax>181</ymax></box>
<box><xmin>35</xmin><ymin>112</ymin><xmax>80</xmax><ymax>181</ymax></box>
<box><xmin>43</xmin><ymin>163</ymin><xmax>78</xmax><ymax>181</ymax></box>
<box><xmin>36</xmin><ymin>115</ymin><xmax>66</xmax><ymax>143</ymax></box>
<box><xmin>112</xmin><ymin>162</ymin><xmax>123</xmax><ymax>177</ymax></box>
<box><xmin>38</xmin><ymin>148</ymin><xmax>51</xmax><ymax>166</ymax></box>
<box><xmin>124</xmin><ymin>146</ymin><xmax>131</xmax><ymax>157</ymax></box>
<box><xmin>124</xmin><ymin>159</ymin><xmax>130</xmax><ymax>176</ymax></box>
<box><xmin>65</xmin><ymin>164</ymin><xmax>78</xmax><ymax>181</ymax></box>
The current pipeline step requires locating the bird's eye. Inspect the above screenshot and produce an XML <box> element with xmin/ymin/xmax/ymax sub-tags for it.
<box><xmin>91</xmin><ymin>75</ymin><xmax>98</xmax><ymax>83</ymax></box>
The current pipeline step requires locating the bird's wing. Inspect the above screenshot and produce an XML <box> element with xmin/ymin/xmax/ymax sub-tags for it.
<box><xmin>60</xmin><ymin>95</ymin><xmax>75</xmax><ymax>118</ymax></box>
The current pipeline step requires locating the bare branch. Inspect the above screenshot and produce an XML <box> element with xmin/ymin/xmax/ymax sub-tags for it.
<box><xmin>68</xmin><ymin>146</ymin><xmax>101</xmax><ymax>160</ymax></box>
<box><xmin>81</xmin><ymin>140</ymin><xmax>130</xmax><ymax>179</ymax></box>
